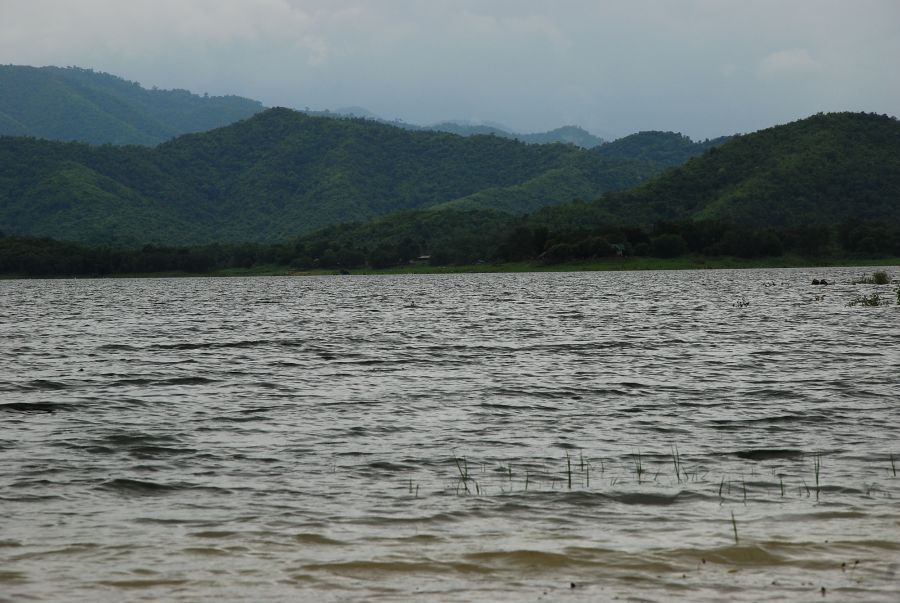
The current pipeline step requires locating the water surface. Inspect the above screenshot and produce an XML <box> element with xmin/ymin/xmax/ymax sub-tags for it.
<box><xmin>1</xmin><ymin>268</ymin><xmax>899</xmax><ymax>601</ymax></box>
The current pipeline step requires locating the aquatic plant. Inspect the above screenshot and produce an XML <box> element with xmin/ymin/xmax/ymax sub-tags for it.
<box><xmin>848</xmin><ymin>293</ymin><xmax>887</xmax><ymax>306</ymax></box>
<box><xmin>454</xmin><ymin>456</ymin><xmax>470</xmax><ymax>493</ymax></box>
<box><xmin>853</xmin><ymin>270</ymin><xmax>890</xmax><ymax>285</ymax></box>
<box><xmin>632</xmin><ymin>451</ymin><xmax>645</xmax><ymax>484</ymax></box>
<box><xmin>438</xmin><ymin>447</ymin><xmax>891</xmax><ymax>511</ymax></box>
<box><xmin>731</xmin><ymin>511</ymin><xmax>739</xmax><ymax>544</ymax></box>
<box><xmin>671</xmin><ymin>445</ymin><xmax>683</xmax><ymax>483</ymax></box>
<box><xmin>814</xmin><ymin>455</ymin><xmax>821</xmax><ymax>500</ymax></box>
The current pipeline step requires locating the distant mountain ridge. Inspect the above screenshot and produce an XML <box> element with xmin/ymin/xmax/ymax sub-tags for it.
<box><xmin>0</xmin><ymin>65</ymin><xmax>264</xmax><ymax>145</ymax></box>
<box><xmin>334</xmin><ymin>110</ymin><xmax>606</xmax><ymax>148</ymax></box>
<box><xmin>0</xmin><ymin>65</ymin><xmax>608</xmax><ymax>148</ymax></box>
<box><xmin>423</xmin><ymin>120</ymin><xmax>605</xmax><ymax>148</ymax></box>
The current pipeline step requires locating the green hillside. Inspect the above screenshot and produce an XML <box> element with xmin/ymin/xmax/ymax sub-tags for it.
<box><xmin>435</xmin><ymin>131</ymin><xmax>722</xmax><ymax>214</ymax></box>
<box><xmin>0</xmin><ymin>108</ymin><xmax>704</xmax><ymax>245</ymax></box>
<box><xmin>591</xmin><ymin>112</ymin><xmax>900</xmax><ymax>228</ymax></box>
<box><xmin>0</xmin><ymin>65</ymin><xmax>263</xmax><ymax>145</ymax></box>
<box><xmin>288</xmin><ymin>112</ymin><xmax>900</xmax><ymax>268</ymax></box>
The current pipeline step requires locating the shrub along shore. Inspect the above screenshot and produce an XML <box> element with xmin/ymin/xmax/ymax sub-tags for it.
<box><xmin>2</xmin><ymin>252</ymin><xmax>898</xmax><ymax>280</ymax></box>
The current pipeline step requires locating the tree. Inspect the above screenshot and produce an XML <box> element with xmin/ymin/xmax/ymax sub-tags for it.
<box><xmin>650</xmin><ymin>233</ymin><xmax>688</xmax><ymax>258</ymax></box>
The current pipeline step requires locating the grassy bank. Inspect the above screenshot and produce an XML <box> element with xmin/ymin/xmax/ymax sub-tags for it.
<box><xmin>350</xmin><ymin>255</ymin><xmax>900</xmax><ymax>275</ymax></box>
<box><xmin>10</xmin><ymin>254</ymin><xmax>888</xmax><ymax>279</ymax></box>
<box><xmin>3</xmin><ymin>255</ymin><xmax>899</xmax><ymax>280</ymax></box>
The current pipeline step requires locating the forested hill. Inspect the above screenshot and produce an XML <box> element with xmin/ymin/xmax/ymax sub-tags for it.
<box><xmin>422</xmin><ymin>131</ymin><xmax>723</xmax><ymax>214</ymax></box>
<box><xmin>593</xmin><ymin>131</ymin><xmax>729</xmax><ymax>164</ymax></box>
<box><xmin>426</xmin><ymin>122</ymin><xmax>605</xmax><ymax>148</ymax></box>
<box><xmin>0</xmin><ymin>107</ymin><xmax>715</xmax><ymax>245</ymax></box>
<box><xmin>0</xmin><ymin>65</ymin><xmax>263</xmax><ymax>145</ymax></box>
<box><xmin>287</xmin><ymin>112</ymin><xmax>900</xmax><ymax>268</ymax></box>
<box><xmin>583</xmin><ymin>112</ymin><xmax>900</xmax><ymax>228</ymax></box>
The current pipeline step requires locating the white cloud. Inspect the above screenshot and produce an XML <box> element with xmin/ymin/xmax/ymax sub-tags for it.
<box><xmin>758</xmin><ymin>48</ymin><xmax>823</xmax><ymax>78</ymax></box>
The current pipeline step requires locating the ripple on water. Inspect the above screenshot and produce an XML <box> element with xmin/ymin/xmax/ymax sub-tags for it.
<box><xmin>1</xmin><ymin>268</ymin><xmax>899</xmax><ymax>602</ymax></box>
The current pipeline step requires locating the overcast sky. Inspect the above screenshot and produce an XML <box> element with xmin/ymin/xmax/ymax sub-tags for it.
<box><xmin>2</xmin><ymin>0</ymin><xmax>898</xmax><ymax>139</ymax></box>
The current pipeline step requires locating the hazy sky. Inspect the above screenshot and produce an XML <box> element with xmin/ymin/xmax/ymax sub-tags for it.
<box><xmin>2</xmin><ymin>0</ymin><xmax>898</xmax><ymax>139</ymax></box>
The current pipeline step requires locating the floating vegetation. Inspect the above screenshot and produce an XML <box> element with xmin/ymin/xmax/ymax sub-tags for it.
<box><xmin>848</xmin><ymin>293</ymin><xmax>888</xmax><ymax>306</ymax></box>
<box><xmin>847</xmin><ymin>271</ymin><xmax>899</xmax><ymax>306</ymax></box>
<box><xmin>852</xmin><ymin>270</ymin><xmax>890</xmax><ymax>285</ymax></box>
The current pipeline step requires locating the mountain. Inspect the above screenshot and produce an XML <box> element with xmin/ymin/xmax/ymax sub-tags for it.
<box><xmin>1</xmin><ymin>64</ymin><xmax>608</xmax><ymax>148</ymax></box>
<box><xmin>585</xmin><ymin>112</ymin><xmax>900</xmax><ymax>228</ymax></box>
<box><xmin>518</xmin><ymin>126</ymin><xmax>605</xmax><ymax>148</ymax></box>
<box><xmin>317</xmin><ymin>110</ymin><xmax>607</xmax><ymax>148</ymax></box>
<box><xmin>419</xmin><ymin>121</ymin><xmax>605</xmax><ymax>148</ymax></box>
<box><xmin>334</xmin><ymin>106</ymin><xmax>382</xmax><ymax>120</ymax></box>
<box><xmin>429</xmin><ymin>132</ymin><xmax>721</xmax><ymax>214</ymax></box>
<box><xmin>593</xmin><ymin>131</ymin><xmax>729</xmax><ymax>164</ymax></box>
<box><xmin>0</xmin><ymin>65</ymin><xmax>264</xmax><ymax>145</ymax></box>
<box><xmin>0</xmin><ymin>107</ymin><xmax>711</xmax><ymax>246</ymax></box>
<box><xmin>426</xmin><ymin>120</ymin><xmax>512</xmax><ymax>138</ymax></box>
<box><xmin>290</xmin><ymin>112</ymin><xmax>900</xmax><ymax>267</ymax></box>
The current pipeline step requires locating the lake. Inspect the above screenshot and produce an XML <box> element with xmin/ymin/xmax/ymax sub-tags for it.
<box><xmin>1</xmin><ymin>268</ymin><xmax>898</xmax><ymax>602</ymax></box>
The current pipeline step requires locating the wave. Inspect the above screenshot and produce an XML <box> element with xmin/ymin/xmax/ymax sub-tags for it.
<box><xmin>0</xmin><ymin>401</ymin><xmax>72</xmax><ymax>413</ymax></box>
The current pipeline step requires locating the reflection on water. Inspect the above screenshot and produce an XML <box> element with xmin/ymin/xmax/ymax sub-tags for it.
<box><xmin>1</xmin><ymin>268</ymin><xmax>899</xmax><ymax>602</ymax></box>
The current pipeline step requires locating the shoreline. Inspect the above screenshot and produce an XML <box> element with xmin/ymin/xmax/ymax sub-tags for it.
<box><xmin>2</xmin><ymin>255</ymin><xmax>899</xmax><ymax>280</ymax></box>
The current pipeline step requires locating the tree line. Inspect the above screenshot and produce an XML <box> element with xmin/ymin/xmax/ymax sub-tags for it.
<box><xmin>2</xmin><ymin>218</ymin><xmax>897</xmax><ymax>277</ymax></box>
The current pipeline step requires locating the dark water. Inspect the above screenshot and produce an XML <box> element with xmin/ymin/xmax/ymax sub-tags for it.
<box><xmin>1</xmin><ymin>268</ymin><xmax>898</xmax><ymax>602</ymax></box>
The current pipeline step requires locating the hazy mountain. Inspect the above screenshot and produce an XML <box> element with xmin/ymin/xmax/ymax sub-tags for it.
<box><xmin>0</xmin><ymin>65</ymin><xmax>264</xmax><ymax>145</ymax></box>
<box><xmin>334</xmin><ymin>106</ymin><xmax>382</xmax><ymax>120</ymax></box>
<box><xmin>310</xmin><ymin>108</ymin><xmax>606</xmax><ymax>148</ymax></box>
<box><xmin>1</xmin><ymin>65</ymin><xmax>609</xmax><ymax>149</ymax></box>
<box><xmin>422</xmin><ymin>121</ymin><xmax>605</xmax><ymax>148</ymax></box>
